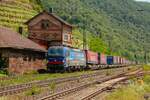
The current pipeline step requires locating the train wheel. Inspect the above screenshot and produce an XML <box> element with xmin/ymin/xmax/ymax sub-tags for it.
<box><xmin>80</xmin><ymin>67</ymin><xmax>84</xmax><ymax>71</ymax></box>
<box><xmin>67</xmin><ymin>67</ymin><xmax>71</xmax><ymax>73</ymax></box>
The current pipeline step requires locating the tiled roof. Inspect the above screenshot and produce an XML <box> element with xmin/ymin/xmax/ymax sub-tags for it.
<box><xmin>0</xmin><ymin>26</ymin><xmax>47</xmax><ymax>52</ymax></box>
<box><xmin>25</xmin><ymin>10</ymin><xmax>75</xmax><ymax>27</ymax></box>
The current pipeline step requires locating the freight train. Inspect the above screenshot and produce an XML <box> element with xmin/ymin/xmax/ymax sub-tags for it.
<box><xmin>47</xmin><ymin>46</ymin><xmax>134</xmax><ymax>72</ymax></box>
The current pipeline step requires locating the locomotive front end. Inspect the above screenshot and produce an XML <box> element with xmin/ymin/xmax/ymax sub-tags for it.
<box><xmin>47</xmin><ymin>46</ymin><xmax>66</xmax><ymax>72</ymax></box>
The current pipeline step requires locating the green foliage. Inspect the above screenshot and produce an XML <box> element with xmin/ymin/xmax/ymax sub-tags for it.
<box><xmin>1</xmin><ymin>0</ymin><xmax>150</xmax><ymax>62</ymax></box>
<box><xmin>106</xmin><ymin>76</ymin><xmax>150</xmax><ymax>100</ymax></box>
<box><xmin>105</xmin><ymin>84</ymin><xmax>144</xmax><ymax>100</ymax></box>
<box><xmin>88</xmin><ymin>33</ymin><xmax>110</xmax><ymax>54</ymax></box>
<box><xmin>143</xmin><ymin>65</ymin><xmax>150</xmax><ymax>71</ymax></box>
<box><xmin>72</xmin><ymin>29</ymin><xmax>110</xmax><ymax>54</ymax></box>
<box><xmin>29</xmin><ymin>0</ymin><xmax>43</xmax><ymax>12</ymax></box>
<box><xmin>25</xmin><ymin>85</ymin><xmax>41</xmax><ymax>96</ymax></box>
<box><xmin>0</xmin><ymin>71</ymin><xmax>94</xmax><ymax>87</ymax></box>
<box><xmin>48</xmin><ymin>81</ymin><xmax>56</xmax><ymax>93</ymax></box>
<box><xmin>0</xmin><ymin>70</ymin><xmax>8</xmax><ymax>75</ymax></box>
<box><xmin>0</xmin><ymin>0</ymin><xmax>39</xmax><ymax>35</ymax></box>
<box><xmin>143</xmin><ymin>75</ymin><xmax>150</xmax><ymax>84</ymax></box>
<box><xmin>40</xmin><ymin>0</ymin><xmax>150</xmax><ymax>62</ymax></box>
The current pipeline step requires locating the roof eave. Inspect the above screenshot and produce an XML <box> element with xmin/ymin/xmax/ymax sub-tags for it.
<box><xmin>0</xmin><ymin>46</ymin><xmax>47</xmax><ymax>53</ymax></box>
<box><xmin>25</xmin><ymin>10</ymin><xmax>75</xmax><ymax>28</ymax></box>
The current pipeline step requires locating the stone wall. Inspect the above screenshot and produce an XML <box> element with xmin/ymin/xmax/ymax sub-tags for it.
<box><xmin>1</xmin><ymin>48</ymin><xmax>46</xmax><ymax>74</ymax></box>
<box><xmin>8</xmin><ymin>57</ymin><xmax>46</xmax><ymax>74</ymax></box>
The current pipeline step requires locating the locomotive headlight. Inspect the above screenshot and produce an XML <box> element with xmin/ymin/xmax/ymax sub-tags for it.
<box><xmin>62</xmin><ymin>59</ymin><xmax>65</xmax><ymax>62</ymax></box>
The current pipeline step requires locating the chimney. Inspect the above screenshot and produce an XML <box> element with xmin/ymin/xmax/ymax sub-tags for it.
<box><xmin>48</xmin><ymin>7</ymin><xmax>53</xmax><ymax>13</ymax></box>
<box><xmin>18</xmin><ymin>26</ymin><xmax>23</xmax><ymax>35</ymax></box>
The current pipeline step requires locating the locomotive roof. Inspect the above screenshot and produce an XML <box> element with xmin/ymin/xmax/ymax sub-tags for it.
<box><xmin>0</xmin><ymin>26</ymin><xmax>47</xmax><ymax>52</ymax></box>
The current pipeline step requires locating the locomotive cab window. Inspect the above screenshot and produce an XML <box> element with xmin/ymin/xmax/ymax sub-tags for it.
<box><xmin>41</xmin><ymin>20</ymin><xmax>50</xmax><ymax>29</ymax></box>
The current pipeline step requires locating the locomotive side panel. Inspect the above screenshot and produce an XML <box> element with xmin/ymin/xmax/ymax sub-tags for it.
<box><xmin>67</xmin><ymin>49</ymin><xmax>86</xmax><ymax>67</ymax></box>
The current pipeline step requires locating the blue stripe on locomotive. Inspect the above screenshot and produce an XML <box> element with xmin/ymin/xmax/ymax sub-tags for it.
<box><xmin>107</xmin><ymin>56</ymin><xmax>114</xmax><ymax>65</ymax></box>
<box><xmin>48</xmin><ymin>46</ymin><xmax>86</xmax><ymax>68</ymax></box>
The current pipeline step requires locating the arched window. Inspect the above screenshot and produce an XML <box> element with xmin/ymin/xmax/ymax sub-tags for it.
<box><xmin>41</xmin><ymin>20</ymin><xmax>50</xmax><ymax>29</ymax></box>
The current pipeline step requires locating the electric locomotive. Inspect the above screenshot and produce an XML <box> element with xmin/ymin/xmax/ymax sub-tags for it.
<box><xmin>47</xmin><ymin>46</ymin><xmax>86</xmax><ymax>72</ymax></box>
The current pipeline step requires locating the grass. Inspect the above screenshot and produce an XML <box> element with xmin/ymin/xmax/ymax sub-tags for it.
<box><xmin>0</xmin><ymin>66</ymin><xmax>137</xmax><ymax>87</ymax></box>
<box><xmin>0</xmin><ymin>74</ymin><xmax>7</xmax><ymax>77</ymax></box>
<box><xmin>143</xmin><ymin>75</ymin><xmax>150</xmax><ymax>85</ymax></box>
<box><xmin>106</xmin><ymin>85</ymin><xmax>142</xmax><ymax>100</ymax></box>
<box><xmin>0</xmin><ymin>70</ymin><xmax>8</xmax><ymax>77</ymax></box>
<box><xmin>105</xmin><ymin>75</ymin><xmax>150</xmax><ymax>100</ymax></box>
<box><xmin>143</xmin><ymin>65</ymin><xmax>150</xmax><ymax>71</ymax></box>
<box><xmin>25</xmin><ymin>85</ymin><xmax>42</xmax><ymax>96</ymax></box>
<box><xmin>0</xmin><ymin>71</ymin><xmax>94</xmax><ymax>87</ymax></box>
<box><xmin>48</xmin><ymin>81</ymin><xmax>56</xmax><ymax>93</ymax></box>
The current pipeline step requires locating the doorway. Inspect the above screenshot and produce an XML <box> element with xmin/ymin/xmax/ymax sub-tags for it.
<box><xmin>0</xmin><ymin>53</ymin><xmax>8</xmax><ymax>70</ymax></box>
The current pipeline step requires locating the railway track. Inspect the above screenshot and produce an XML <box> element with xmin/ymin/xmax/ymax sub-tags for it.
<box><xmin>81</xmin><ymin>77</ymin><xmax>127</xmax><ymax>100</ymax></box>
<box><xmin>0</xmin><ymin>64</ymin><xmax>138</xmax><ymax>82</ymax></box>
<box><xmin>0</xmin><ymin>67</ymin><xmax>135</xmax><ymax>97</ymax></box>
<box><xmin>36</xmin><ymin>68</ymin><xmax>142</xmax><ymax>100</ymax></box>
<box><xmin>81</xmin><ymin>71</ymin><xmax>146</xmax><ymax>100</ymax></box>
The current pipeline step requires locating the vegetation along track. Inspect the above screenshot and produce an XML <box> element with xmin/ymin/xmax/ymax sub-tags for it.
<box><xmin>81</xmin><ymin>70</ymin><xmax>146</xmax><ymax>100</ymax></box>
<box><xmin>32</xmin><ymin>67</ymin><xmax>142</xmax><ymax>100</ymax></box>
<box><xmin>0</xmin><ymin>66</ymin><xmax>136</xmax><ymax>97</ymax></box>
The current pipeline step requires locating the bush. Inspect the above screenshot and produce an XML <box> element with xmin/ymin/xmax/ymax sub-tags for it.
<box><xmin>25</xmin><ymin>85</ymin><xmax>41</xmax><ymax>96</ymax></box>
<box><xmin>143</xmin><ymin>75</ymin><xmax>150</xmax><ymax>83</ymax></box>
<box><xmin>0</xmin><ymin>70</ymin><xmax>8</xmax><ymax>75</ymax></box>
<box><xmin>105</xmin><ymin>85</ymin><xmax>144</xmax><ymax>100</ymax></box>
<box><xmin>48</xmin><ymin>81</ymin><xmax>56</xmax><ymax>93</ymax></box>
<box><xmin>143</xmin><ymin>65</ymin><xmax>150</xmax><ymax>71</ymax></box>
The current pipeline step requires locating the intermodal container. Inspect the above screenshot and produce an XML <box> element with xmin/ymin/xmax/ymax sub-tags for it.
<box><xmin>117</xmin><ymin>56</ymin><xmax>121</xmax><ymax>64</ymax></box>
<box><xmin>85</xmin><ymin>50</ymin><xmax>99</xmax><ymax>65</ymax></box>
<box><xmin>107</xmin><ymin>56</ymin><xmax>114</xmax><ymax>65</ymax></box>
<box><xmin>119</xmin><ymin>57</ymin><xmax>122</xmax><ymax>64</ymax></box>
<box><xmin>113</xmin><ymin>56</ymin><xmax>118</xmax><ymax>64</ymax></box>
<box><xmin>99</xmin><ymin>53</ymin><xmax>107</xmax><ymax>65</ymax></box>
<box><xmin>122</xmin><ymin>58</ymin><xmax>126</xmax><ymax>64</ymax></box>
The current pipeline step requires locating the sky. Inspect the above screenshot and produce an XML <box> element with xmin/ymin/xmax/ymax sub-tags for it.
<box><xmin>135</xmin><ymin>0</ymin><xmax>150</xmax><ymax>2</ymax></box>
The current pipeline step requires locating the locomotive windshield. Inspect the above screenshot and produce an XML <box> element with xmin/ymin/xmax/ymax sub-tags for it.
<box><xmin>48</xmin><ymin>48</ymin><xmax>64</xmax><ymax>57</ymax></box>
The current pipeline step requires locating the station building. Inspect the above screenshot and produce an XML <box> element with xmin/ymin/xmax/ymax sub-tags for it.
<box><xmin>0</xmin><ymin>10</ymin><xmax>74</xmax><ymax>74</ymax></box>
<box><xmin>0</xmin><ymin>27</ymin><xmax>46</xmax><ymax>74</ymax></box>
<box><xmin>25</xmin><ymin>10</ymin><xmax>74</xmax><ymax>49</ymax></box>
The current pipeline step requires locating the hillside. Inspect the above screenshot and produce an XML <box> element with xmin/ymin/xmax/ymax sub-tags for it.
<box><xmin>1</xmin><ymin>0</ymin><xmax>150</xmax><ymax>62</ymax></box>
<box><xmin>40</xmin><ymin>0</ymin><xmax>150</xmax><ymax>62</ymax></box>
<box><xmin>0</xmin><ymin>0</ymin><xmax>41</xmax><ymax>35</ymax></box>
<box><xmin>0</xmin><ymin>0</ymin><xmax>110</xmax><ymax>54</ymax></box>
